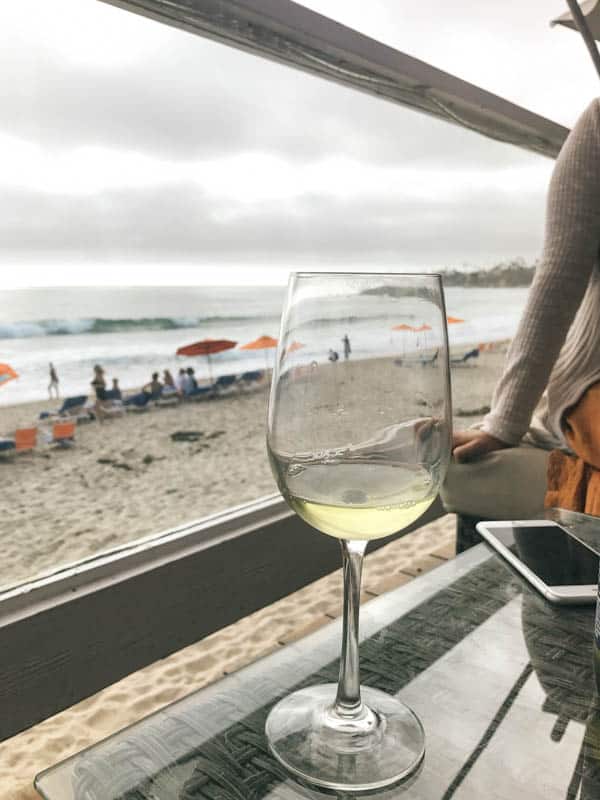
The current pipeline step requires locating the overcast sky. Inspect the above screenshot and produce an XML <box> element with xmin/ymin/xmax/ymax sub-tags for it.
<box><xmin>1</xmin><ymin>0</ymin><xmax>598</xmax><ymax>287</ymax></box>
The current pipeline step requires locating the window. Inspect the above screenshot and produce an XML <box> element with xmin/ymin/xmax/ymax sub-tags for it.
<box><xmin>0</xmin><ymin>0</ymin><xmax>564</xmax><ymax>739</ymax></box>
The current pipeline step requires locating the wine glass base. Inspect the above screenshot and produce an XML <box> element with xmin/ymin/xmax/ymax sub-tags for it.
<box><xmin>265</xmin><ymin>683</ymin><xmax>425</xmax><ymax>792</ymax></box>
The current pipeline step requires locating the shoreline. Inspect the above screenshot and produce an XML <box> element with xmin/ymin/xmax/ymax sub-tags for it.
<box><xmin>0</xmin><ymin>343</ymin><xmax>507</xmax><ymax>593</ymax></box>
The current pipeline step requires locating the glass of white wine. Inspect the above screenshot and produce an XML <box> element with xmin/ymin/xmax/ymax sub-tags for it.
<box><xmin>265</xmin><ymin>272</ymin><xmax>452</xmax><ymax>792</ymax></box>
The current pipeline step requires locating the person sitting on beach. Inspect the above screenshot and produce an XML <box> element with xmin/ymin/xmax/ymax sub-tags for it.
<box><xmin>442</xmin><ymin>99</ymin><xmax>600</xmax><ymax>529</ymax></box>
<box><xmin>111</xmin><ymin>377</ymin><xmax>122</xmax><ymax>400</ymax></box>
<box><xmin>328</xmin><ymin>349</ymin><xmax>339</xmax><ymax>363</ymax></box>
<box><xmin>162</xmin><ymin>369</ymin><xmax>177</xmax><ymax>396</ymax></box>
<box><xmin>186</xmin><ymin>367</ymin><xmax>198</xmax><ymax>392</ymax></box>
<box><xmin>176</xmin><ymin>368</ymin><xmax>188</xmax><ymax>395</ymax></box>
<box><xmin>143</xmin><ymin>372</ymin><xmax>163</xmax><ymax>398</ymax></box>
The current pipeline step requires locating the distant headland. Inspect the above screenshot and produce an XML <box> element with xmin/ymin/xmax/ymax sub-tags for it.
<box><xmin>441</xmin><ymin>259</ymin><xmax>534</xmax><ymax>287</ymax></box>
<box><xmin>362</xmin><ymin>259</ymin><xmax>535</xmax><ymax>297</ymax></box>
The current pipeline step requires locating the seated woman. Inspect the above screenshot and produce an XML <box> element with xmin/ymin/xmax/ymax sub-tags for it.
<box><xmin>142</xmin><ymin>372</ymin><xmax>163</xmax><ymax>398</ymax></box>
<box><xmin>442</xmin><ymin>99</ymin><xmax>600</xmax><ymax>537</ymax></box>
<box><xmin>162</xmin><ymin>369</ymin><xmax>177</xmax><ymax>395</ymax></box>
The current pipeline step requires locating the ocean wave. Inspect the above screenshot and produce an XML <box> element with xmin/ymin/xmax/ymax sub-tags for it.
<box><xmin>0</xmin><ymin>315</ymin><xmax>280</xmax><ymax>340</ymax></box>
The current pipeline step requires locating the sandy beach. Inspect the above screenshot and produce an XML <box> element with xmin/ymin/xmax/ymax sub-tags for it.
<box><xmin>0</xmin><ymin>345</ymin><xmax>506</xmax><ymax>591</ymax></box>
<box><xmin>0</xmin><ymin>345</ymin><xmax>506</xmax><ymax>798</ymax></box>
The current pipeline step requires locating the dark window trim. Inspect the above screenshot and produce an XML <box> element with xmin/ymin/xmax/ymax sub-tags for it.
<box><xmin>100</xmin><ymin>0</ymin><xmax>568</xmax><ymax>158</ymax></box>
<box><xmin>1</xmin><ymin>494</ymin><xmax>444</xmax><ymax>741</ymax></box>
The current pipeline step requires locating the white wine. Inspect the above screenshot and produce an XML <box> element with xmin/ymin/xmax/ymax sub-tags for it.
<box><xmin>272</xmin><ymin>459</ymin><xmax>436</xmax><ymax>540</ymax></box>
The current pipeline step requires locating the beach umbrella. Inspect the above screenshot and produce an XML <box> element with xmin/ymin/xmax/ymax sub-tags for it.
<box><xmin>176</xmin><ymin>338</ymin><xmax>237</xmax><ymax>381</ymax></box>
<box><xmin>447</xmin><ymin>316</ymin><xmax>465</xmax><ymax>324</ymax></box>
<box><xmin>239</xmin><ymin>335</ymin><xmax>278</xmax><ymax>372</ymax></box>
<box><xmin>0</xmin><ymin>363</ymin><xmax>18</xmax><ymax>388</ymax></box>
<box><xmin>284</xmin><ymin>340</ymin><xmax>305</xmax><ymax>355</ymax></box>
<box><xmin>392</xmin><ymin>323</ymin><xmax>417</xmax><ymax>331</ymax></box>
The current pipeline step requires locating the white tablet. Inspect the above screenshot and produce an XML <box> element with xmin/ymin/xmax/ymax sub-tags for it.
<box><xmin>476</xmin><ymin>519</ymin><xmax>598</xmax><ymax>605</ymax></box>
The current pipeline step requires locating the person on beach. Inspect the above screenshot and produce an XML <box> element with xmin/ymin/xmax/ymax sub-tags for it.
<box><xmin>143</xmin><ymin>372</ymin><xmax>163</xmax><ymax>398</ymax></box>
<box><xmin>163</xmin><ymin>369</ymin><xmax>175</xmax><ymax>389</ymax></box>
<box><xmin>443</xmin><ymin>99</ymin><xmax>600</xmax><ymax>521</ymax></box>
<box><xmin>342</xmin><ymin>334</ymin><xmax>351</xmax><ymax>360</ymax></box>
<box><xmin>48</xmin><ymin>363</ymin><xmax>59</xmax><ymax>399</ymax></box>
<box><xmin>186</xmin><ymin>367</ymin><xmax>198</xmax><ymax>392</ymax></box>
<box><xmin>111</xmin><ymin>378</ymin><xmax>122</xmax><ymax>400</ymax></box>
<box><xmin>176</xmin><ymin>368</ymin><xmax>188</xmax><ymax>396</ymax></box>
<box><xmin>91</xmin><ymin>365</ymin><xmax>108</xmax><ymax>421</ymax></box>
<box><xmin>328</xmin><ymin>349</ymin><xmax>339</xmax><ymax>363</ymax></box>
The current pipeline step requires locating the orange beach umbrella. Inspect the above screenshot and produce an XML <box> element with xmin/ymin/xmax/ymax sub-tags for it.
<box><xmin>447</xmin><ymin>316</ymin><xmax>465</xmax><ymax>324</ymax></box>
<box><xmin>285</xmin><ymin>340</ymin><xmax>305</xmax><ymax>355</ymax></box>
<box><xmin>0</xmin><ymin>363</ymin><xmax>18</xmax><ymax>388</ymax></box>
<box><xmin>240</xmin><ymin>335</ymin><xmax>278</xmax><ymax>372</ymax></box>
<box><xmin>240</xmin><ymin>335</ymin><xmax>278</xmax><ymax>351</ymax></box>
<box><xmin>391</xmin><ymin>323</ymin><xmax>431</xmax><ymax>332</ymax></box>
<box><xmin>176</xmin><ymin>338</ymin><xmax>237</xmax><ymax>381</ymax></box>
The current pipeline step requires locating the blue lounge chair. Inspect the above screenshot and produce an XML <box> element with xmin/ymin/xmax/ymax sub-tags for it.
<box><xmin>40</xmin><ymin>395</ymin><xmax>89</xmax><ymax>422</ymax></box>
<box><xmin>187</xmin><ymin>384</ymin><xmax>215</xmax><ymax>400</ymax></box>
<box><xmin>395</xmin><ymin>349</ymin><xmax>439</xmax><ymax>367</ymax></box>
<box><xmin>240</xmin><ymin>370</ymin><xmax>263</xmax><ymax>383</ymax></box>
<box><xmin>123</xmin><ymin>392</ymin><xmax>151</xmax><ymax>409</ymax></box>
<box><xmin>238</xmin><ymin>370</ymin><xmax>264</xmax><ymax>390</ymax></box>
<box><xmin>451</xmin><ymin>348</ymin><xmax>479</xmax><ymax>366</ymax></box>
<box><xmin>214</xmin><ymin>374</ymin><xmax>238</xmax><ymax>395</ymax></box>
<box><xmin>58</xmin><ymin>395</ymin><xmax>88</xmax><ymax>415</ymax></box>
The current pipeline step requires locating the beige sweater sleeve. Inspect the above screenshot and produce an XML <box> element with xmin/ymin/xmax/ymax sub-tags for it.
<box><xmin>481</xmin><ymin>98</ymin><xmax>600</xmax><ymax>445</ymax></box>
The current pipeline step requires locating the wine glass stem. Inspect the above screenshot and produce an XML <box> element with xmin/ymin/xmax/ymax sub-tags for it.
<box><xmin>334</xmin><ymin>538</ymin><xmax>368</xmax><ymax>717</ymax></box>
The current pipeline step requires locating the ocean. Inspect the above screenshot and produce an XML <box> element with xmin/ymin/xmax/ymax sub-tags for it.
<box><xmin>0</xmin><ymin>285</ymin><xmax>528</xmax><ymax>407</ymax></box>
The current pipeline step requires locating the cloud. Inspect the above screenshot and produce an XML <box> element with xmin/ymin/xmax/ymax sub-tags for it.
<box><xmin>0</xmin><ymin>25</ymin><xmax>542</xmax><ymax>169</ymax></box>
<box><xmin>0</xmin><ymin>172</ymin><xmax>546</xmax><ymax>268</ymax></box>
<box><xmin>0</xmin><ymin>0</ymin><xmax>570</xmax><ymax>280</ymax></box>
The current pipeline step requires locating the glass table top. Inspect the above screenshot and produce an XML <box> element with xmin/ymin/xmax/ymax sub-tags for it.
<box><xmin>35</xmin><ymin>544</ymin><xmax>600</xmax><ymax>799</ymax></box>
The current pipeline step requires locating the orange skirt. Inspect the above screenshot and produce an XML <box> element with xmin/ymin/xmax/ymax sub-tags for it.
<box><xmin>545</xmin><ymin>382</ymin><xmax>600</xmax><ymax>515</ymax></box>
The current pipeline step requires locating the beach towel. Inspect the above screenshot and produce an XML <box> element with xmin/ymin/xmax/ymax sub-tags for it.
<box><xmin>545</xmin><ymin>381</ymin><xmax>600</xmax><ymax>515</ymax></box>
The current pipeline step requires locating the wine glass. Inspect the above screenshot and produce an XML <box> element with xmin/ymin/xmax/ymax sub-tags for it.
<box><xmin>265</xmin><ymin>272</ymin><xmax>452</xmax><ymax>792</ymax></box>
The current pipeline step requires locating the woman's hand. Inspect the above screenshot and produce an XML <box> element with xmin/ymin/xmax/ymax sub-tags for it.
<box><xmin>452</xmin><ymin>430</ymin><xmax>512</xmax><ymax>463</ymax></box>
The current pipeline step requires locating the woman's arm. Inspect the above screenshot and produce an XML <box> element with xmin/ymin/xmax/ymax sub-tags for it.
<box><xmin>470</xmin><ymin>99</ymin><xmax>600</xmax><ymax>452</ymax></box>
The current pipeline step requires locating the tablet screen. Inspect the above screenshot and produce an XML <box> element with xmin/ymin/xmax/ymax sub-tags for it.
<box><xmin>492</xmin><ymin>525</ymin><xmax>598</xmax><ymax>586</ymax></box>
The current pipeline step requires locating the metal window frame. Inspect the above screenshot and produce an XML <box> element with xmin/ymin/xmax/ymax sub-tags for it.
<box><xmin>2</xmin><ymin>0</ymin><xmax>567</xmax><ymax>742</ymax></box>
<box><xmin>100</xmin><ymin>0</ymin><xmax>569</xmax><ymax>158</ymax></box>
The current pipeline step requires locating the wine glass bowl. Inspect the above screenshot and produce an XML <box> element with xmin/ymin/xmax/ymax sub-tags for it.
<box><xmin>266</xmin><ymin>272</ymin><xmax>452</xmax><ymax>791</ymax></box>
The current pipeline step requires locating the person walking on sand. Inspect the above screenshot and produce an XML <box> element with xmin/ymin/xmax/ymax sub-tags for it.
<box><xmin>342</xmin><ymin>334</ymin><xmax>351</xmax><ymax>360</ymax></box>
<box><xmin>48</xmin><ymin>362</ymin><xmax>59</xmax><ymax>399</ymax></box>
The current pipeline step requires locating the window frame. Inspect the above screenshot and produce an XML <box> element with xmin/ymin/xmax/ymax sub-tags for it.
<box><xmin>1</xmin><ymin>0</ymin><xmax>564</xmax><ymax>741</ymax></box>
<box><xmin>1</xmin><ymin>493</ymin><xmax>444</xmax><ymax>740</ymax></box>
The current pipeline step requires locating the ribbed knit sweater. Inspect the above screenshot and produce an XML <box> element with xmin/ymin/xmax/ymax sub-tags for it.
<box><xmin>481</xmin><ymin>98</ymin><xmax>600</xmax><ymax>451</ymax></box>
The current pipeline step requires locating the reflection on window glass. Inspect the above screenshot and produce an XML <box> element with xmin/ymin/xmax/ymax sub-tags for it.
<box><xmin>0</xmin><ymin>0</ymin><xmax>551</xmax><ymax>591</ymax></box>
